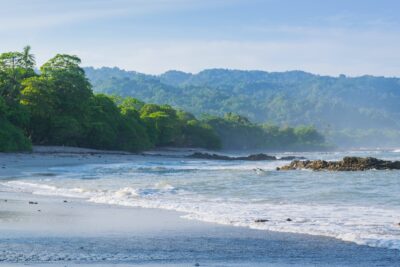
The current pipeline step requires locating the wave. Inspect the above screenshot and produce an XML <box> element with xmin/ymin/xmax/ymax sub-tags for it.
<box><xmin>47</xmin><ymin>162</ymin><xmax>283</xmax><ymax>176</ymax></box>
<box><xmin>3</xmin><ymin>180</ymin><xmax>399</xmax><ymax>251</ymax></box>
<box><xmin>2</xmin><ymin>180</ymin><xmax>178</xmax><ymax>199</ymax></box>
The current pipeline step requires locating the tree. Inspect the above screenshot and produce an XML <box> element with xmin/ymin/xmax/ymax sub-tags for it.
<box><xmin>0</xmin><ymin>97</ymin><xmax>31</xmax><ymax>151</ymax></box>
<box><xmin>36</xmin><ymin>54</ymin><xmax>93</xmax><ymax>145</ymax></box>
<box><xmin>0</xmin><ymin>50</ymin><xmax>35</xmax><ymax>103</ymax></box>
<box><xmin>294</xmin><ymin>126</ymin><xmax>325</xmax><ymax>144</ymax></box>
<box><xmin>140</xmin><ymin>104</ymin><xmax>181</xmax><ymax>146</ymax></box>
<box><xmin>85</xmin><ymin>94</ymin><xmax>120</xmax><ymax>149</ymax></box>
<box><xmin>0</xmin><ymin>47</ymin><xmax>35</xmax><ymax>139</ymax></box>
<box><xmin>41</xmin><ymin>54</ymin><xmax>92</xmax><ymax>116</ymax></box>
<box><xmin>118</xmin><ymin>97</ymin><xmax>145</xmax><ymax>114</ymax></box>
<box><xmin>20</xmin><ymin>46</ymin><xmax>36</xmax><ymax>69</ymax></box>
<box><xmin>180</xmin><ymin>120</ymin><xmax>221</xmax><ymax>149</ymax></box>
<box><xmin>20</xmin><ymin>76</ymin><xmax>55</xmax><ymax>143</ymax></box>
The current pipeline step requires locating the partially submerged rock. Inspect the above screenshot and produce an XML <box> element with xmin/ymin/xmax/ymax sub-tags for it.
<box><xmin>188</xmin><ymin>152</ymin><xmax>305</xmax><ymax>161</ymax></box>
<box><xmin>279</xmin><ymin>156</ymin><xmax>307</xmax><ymax>161</ymax></box>
<box><xmin>277</xmin><ymin>157</ymin><xmax>400</xmax><ymax>171</ymax></box>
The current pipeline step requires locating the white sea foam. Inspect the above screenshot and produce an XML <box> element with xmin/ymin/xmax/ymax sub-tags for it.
<box><xmin>3</xmin><ymin>181</ymin><xmax>93</xmax><ymax>198</ymax></box>
<box><xmin>89</xmin><ymin>193</ymin><xmax>400</xmax><ymax>250</ymax></box>
<box><xmin>3</xmin><ymin>179</ymin><xmax>400</xmax><ymax>251</ymax></box>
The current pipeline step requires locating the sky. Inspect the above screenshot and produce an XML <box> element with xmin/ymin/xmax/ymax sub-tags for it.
<box><xmin>1</xmin><ymin>0</ymin><xmax>400</xmax><ymax>76</ymax></box>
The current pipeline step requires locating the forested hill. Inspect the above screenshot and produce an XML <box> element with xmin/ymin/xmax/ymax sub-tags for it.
<box><xmin>85</xmin><ymin>67</ymin><xmax>400</xmax><ymax>147</ymax></box>
<box><xmin>0</xmin><ymin>47</ymin><xmax>328</xmax><ymax>152</ymax></box>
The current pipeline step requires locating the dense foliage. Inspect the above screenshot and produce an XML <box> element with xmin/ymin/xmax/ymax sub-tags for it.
<box><xmin>0</xmin><ymin>47</ymin><xmax>328</xmax><ymax>152</ymax></box>
<box><xmin>204</xmin><ymin>113</ymin><xmax>328</xmax><ymax>150</ymax></box>
<box><xmin>0</xmin><ymin>48</ymin><xmax>221</xmax><ymax>152</ymax></box>
<box><xmin>0</xmin><ymin>47</ymin><xmax>33</xmax><ymax>151</ymax></box>
<box><xmin>85</xmin><ymin>67</ymin><xmax>400</xmax><ymax>147</ymax></box>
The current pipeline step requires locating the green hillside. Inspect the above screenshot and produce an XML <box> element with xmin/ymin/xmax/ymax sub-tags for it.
<box><xmin>85</xmin><ymin>67</ymin><xmax>400</xmax><ymax>147</ymax></box>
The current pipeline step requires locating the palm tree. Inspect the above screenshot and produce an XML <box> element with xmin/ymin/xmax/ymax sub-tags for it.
<box><xmin>20</xmin><ymin>45</ymin><xmax>35</xmax><ymax>69</ymax></box>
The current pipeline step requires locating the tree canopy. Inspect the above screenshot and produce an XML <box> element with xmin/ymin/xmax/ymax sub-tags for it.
<box><xmin>0</xmin><ymin>47</ymin><xmax>328</xmax><ymax>152</ymax></box>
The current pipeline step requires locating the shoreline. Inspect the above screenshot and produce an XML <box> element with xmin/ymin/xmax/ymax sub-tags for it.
<box><xmin>1</xmin><ymin>150</ymin><xmax>400</xmax><ymax>266</ymax></box>
<box><xmin>2</xmin><ymin>144</ymin><xmax>338</xmax><ymax>157</ymax></box>
<box><xmin>1</xmin><ymin>190</ymin><xmax>400</xmax><ymax>266</ymax></box>
<box><xmin>3</xmin><ymin>144</ymin><xmax>398</xmax><ymax>158</ymax></box>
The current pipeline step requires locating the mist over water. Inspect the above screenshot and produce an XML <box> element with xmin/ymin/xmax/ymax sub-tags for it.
<box><xmin>2</xmin><ymin>149</ymin><xmax>400</xmax><ymax>250</ymax></box>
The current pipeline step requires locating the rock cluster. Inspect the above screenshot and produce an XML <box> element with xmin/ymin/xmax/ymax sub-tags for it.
<box><xmin>277</xmin><ymin>157</ymin><xmax>400</xmax><ymax>171</ymax></box>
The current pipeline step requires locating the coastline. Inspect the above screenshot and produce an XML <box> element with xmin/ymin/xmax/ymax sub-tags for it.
<box><xmin>2</xmin><ymin>191</ymin><xmax>400</xmax><ymax>266</ymax></box>
<box><xmin>1</xmin><ymin>148</ymin><xmax>400</xmax><ymax>266</ymax></box>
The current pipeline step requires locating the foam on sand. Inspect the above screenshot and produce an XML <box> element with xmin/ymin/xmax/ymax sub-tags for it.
<box><xmin>3</xmin><ymin>180</ymin><xmax>400</xmax><ymax>251</ymax></box>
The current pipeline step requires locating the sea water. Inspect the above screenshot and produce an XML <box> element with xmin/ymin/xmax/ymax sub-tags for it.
<box><xmin>2</xmin><ymin>149</ymin><xmax>400</xmax><ymax>251</ymax></box>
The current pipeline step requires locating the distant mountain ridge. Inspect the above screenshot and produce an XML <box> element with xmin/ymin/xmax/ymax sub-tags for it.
<box><xmin>84</xmin><ymin>67</ymin><xmax>400</xmax><ymax>146</ymax></box>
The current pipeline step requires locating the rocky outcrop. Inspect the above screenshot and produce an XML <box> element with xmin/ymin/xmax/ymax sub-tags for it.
<box><xmin>277</xmin><ymin>157</ymin><xmax>400</xmax><ymax>171</ymax></box>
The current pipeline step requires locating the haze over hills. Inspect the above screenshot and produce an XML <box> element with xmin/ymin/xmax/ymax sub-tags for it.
<box><xmin>84</xmin><ymin>67</ymin><xmax>400</xmax><ymax>147</ymax></box>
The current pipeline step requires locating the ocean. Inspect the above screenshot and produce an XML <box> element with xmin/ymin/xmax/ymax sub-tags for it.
<box><xmin>2</xmin><ymin>149</ymin><xmax>400</xmax><ymax>252</ymax></box>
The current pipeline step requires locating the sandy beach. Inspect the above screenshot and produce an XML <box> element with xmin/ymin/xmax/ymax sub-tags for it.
<box><xmin>1</xmin><ymin>148</ymin><xmax>400</xmax><ymax>266</ymax></box>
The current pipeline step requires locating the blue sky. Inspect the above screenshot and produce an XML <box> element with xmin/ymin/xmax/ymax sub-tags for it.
<box><xmin>1</xmin><ymin>0</ymin><xmax>399</xmax><ymax>76</ymax></box>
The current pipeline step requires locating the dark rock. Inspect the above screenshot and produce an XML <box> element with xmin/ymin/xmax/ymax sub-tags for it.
<box><xmin>194</xmin><ymin>263</ymin><xmax>200</xmax><ymax>267</ymax></box>
<box><xmin>28</xmin><ymin>201</ymin><xmax>38</xmax><ymax>205</ymax></box>
<box><xmin>277</xmin><ymin>157</ymin><xmax>400</xmax><ymax>171</ymax></box>
<box><xmin>63</xmin><ymin>200</ymin><xmax>68</xmax><ymax>203</ymax></box>
<box><xmin>255</xmin><ymin>219</ymin><xmax>269</xmax><ymax>223</ymax></box>
<box><xmin>243</xmin><ymin>153</ymin><xmax>277</xmax><ymax>161</ymax></box>
<box><xmin>188</xmin><ymin>152</ymin><xmax>276</xmax><ymax>161</ymax></box>
<box><xmin>286</xmin><ymin>218</ymin><xmax>292</xmax><ymax>222</ymax></box>
<box><xmin>280</xmin><ymin>156</ymin><xmax>307</xmax><ymax>161</ymax></box>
